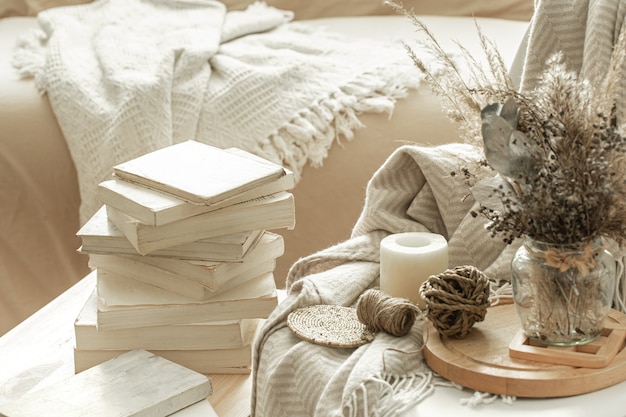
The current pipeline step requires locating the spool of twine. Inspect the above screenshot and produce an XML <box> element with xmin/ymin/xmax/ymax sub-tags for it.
<box><xmin>356</xmin><ymin>288</ymin><xmax>421</xmax><ymax>337</ymax></box>
<box><xmin>419</xmin><ymin>265</ymin><xmax>490</xmax><ymax>339</ymax></box>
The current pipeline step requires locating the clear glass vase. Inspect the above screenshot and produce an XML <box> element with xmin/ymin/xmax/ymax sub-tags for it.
<box><xmin>510</xmin><ymin>236</ymin><xmax>616</xmax><ymax>346</ymax></box>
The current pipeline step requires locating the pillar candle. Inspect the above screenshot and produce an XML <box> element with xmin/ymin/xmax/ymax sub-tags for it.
<box><xmin>379</xmin><ymin>232</ymin><xmax>448</xmax><ymax>309</ymax></box>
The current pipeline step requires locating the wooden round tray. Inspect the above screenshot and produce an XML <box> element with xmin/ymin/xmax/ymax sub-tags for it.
<box><xmin>423</xmin><ymin>303</ymin><xmax>626</xmax><ymax>398</ymax></box>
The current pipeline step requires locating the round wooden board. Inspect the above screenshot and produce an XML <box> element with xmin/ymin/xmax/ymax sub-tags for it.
<box><xmin>423</xmin><ymin>303</ymin><xmax>626</xmax><ymax>398</ymax></box>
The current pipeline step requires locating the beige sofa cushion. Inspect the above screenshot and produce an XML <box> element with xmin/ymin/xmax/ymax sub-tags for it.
<box><xmin>2</xmin><ymin>0</ymin><xmax>534</xmax><ymax>21</ymax></box>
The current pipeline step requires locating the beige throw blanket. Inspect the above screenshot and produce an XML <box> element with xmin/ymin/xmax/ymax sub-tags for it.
<box><xmin>13</xmin><ymin>0</ymin><xmax>420</xmax><ymax>224</ymax></box>
<box><xmin>518</xmin><ymin>0</ymin><xmax>626</xmax><ymax>95</ymax></box>
<box><xmin>252</xmin><ymin>143</ymin><xmax>521</xmax><ymax>417</ymax></box>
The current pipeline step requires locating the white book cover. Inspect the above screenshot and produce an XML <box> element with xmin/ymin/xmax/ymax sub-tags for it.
<box><xmin>95</xmin><ymin>270</ymin><xmax>278</xmax><ymax>329</ymax></box>
<box><xmin>112</xmin><ymin>141</ymin><xmax>286</xmax><ymax>204</ymax></box>
<box><xmin>75</xmin><ymin>289</ymin><xmax>260</xmax><ymax>351</ymax></box>
<box><xmin>95</xmin><ymin>258</ymin><xmax>275</xmax><ymax>301</ymax></box>
<box><xmin>97</xmin><ymin>269</ymin><xmax>275</xmax><ymax>307</ymax></box>
<box><xmin>170</xmin><ymin>400</ymin><xmax>217</xmax><ymax>417</ymax></box>
<box><xmin>0</xmin><ymin>350</ymin><xmax>211</xmax><ymax>417</ymax></box>
<box><xmin>99</xmin><ymin>150</ymin><xmax>294</xmax><ymax>226</ymax></box>
<box><xmin>88</xmin><ymin>231</ymin><xmax>284</xmax><ymax>299</ymax></box>
<box><xmin>77</xmin><ymin>206</ymin><xmax>263</xmax><ymax>261</ymax></box>
<box><xmin>107</xmin><ymin>191</ymin><xmax>295</xmax><ymax>255</ymax></box>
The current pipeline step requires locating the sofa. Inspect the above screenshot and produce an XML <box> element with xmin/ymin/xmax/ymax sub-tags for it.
<box><xmin>0</xmin><ymin>0</ymin><xmax>532</xmax><ymax>335</ymax></box>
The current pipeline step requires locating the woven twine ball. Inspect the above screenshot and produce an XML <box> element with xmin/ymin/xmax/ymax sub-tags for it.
<box><xmin>419</xmin><ymin>265</ymin><xmax>490</xmax><ymax>338</ymax></box>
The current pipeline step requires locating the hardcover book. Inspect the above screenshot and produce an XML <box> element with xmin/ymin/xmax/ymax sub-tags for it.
<box><xmin>75</xmin><ymin>290</ymin><xmax>260</xmax><ymax>351</ymax></box>
<box><xmin>95</xmin><ymin>270</ymin><xmax>278</xmax><ymax>329</ymax></box>
<box><xmin>77</xmin><ymin>206</ymin><xmax>263</xmax><ymax>261</ymax></box>
<box><xmin>99</xmin><ymin>153</ymin><xmax>294</xmax><ymax>226</ymax></box>
<box><xmin>111</xmin><ymin>140</ymin><xmax>286</xmax><ymax>205</ymax></box>
<box><xmin>0</xmin><ymin>350</ymin><xmax>212</xmax><ymax>417</ymax></box>
<box><xmin>107</xmin><ymin>191</ymin><xmax>295</xmax><ymax>255</ymax></box>
<box><xmin>88</xmin><ymin>231</ymin><xmax>284</xmax><ymax>299</ymax></box>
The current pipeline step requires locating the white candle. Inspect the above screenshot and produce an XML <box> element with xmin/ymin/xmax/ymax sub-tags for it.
<box><xmin>379</xmin><ymin>232</ymin><xmax>448</xmax><ymax>309</ymax></box>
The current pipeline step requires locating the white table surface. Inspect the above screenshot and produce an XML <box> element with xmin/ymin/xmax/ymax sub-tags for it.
<box><xmin>407</xmin><ymin>381</ymin><xmax>626</xmax><ymax>417</ymax></box>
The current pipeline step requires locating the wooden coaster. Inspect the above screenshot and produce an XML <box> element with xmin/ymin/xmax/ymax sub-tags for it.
<box><xmin>287</xmin><ymin>304</ymin><xmax>375</xmax><ymax>348</ymax></box>
<box><xmin>509</xmin><ymin>325</ymin><xmax>626</xmax><ymax>369</ymax></box>
<box><xmin>423</xmin><ymin>304</ymin><xmax>626</xmax><ymax>398</ymax></box>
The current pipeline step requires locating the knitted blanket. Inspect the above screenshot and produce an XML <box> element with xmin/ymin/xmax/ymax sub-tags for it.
<box><xmin>13</xmin><ymin>0</ymin><xmax>420</xmax><ymax>223</ymax></box>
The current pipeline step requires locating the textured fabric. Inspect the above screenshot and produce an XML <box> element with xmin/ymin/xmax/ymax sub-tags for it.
<box><xmin>12</xmin><ymin>0</ymin><xmax>420</xmax><ymax>224</ymax></box>
<box><xmin>518</xmin><ymin>0</ymin><xmax>626</xmax><ymax>93</ymax></box>
<box><xmin>252</xmin><ymin>143</ymin><xmax>523</xmax><ymax>417</ymax></box>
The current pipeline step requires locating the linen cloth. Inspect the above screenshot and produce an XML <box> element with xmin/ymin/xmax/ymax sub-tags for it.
<box><xmin>517</xmin><ymin>0</ymin><xmax>626</xmax><ymax>95</ymax></box>
<box><xmin>13</xmin><ymin>0</ymin><xmax>420</xmax><ymax>224</ymax></box>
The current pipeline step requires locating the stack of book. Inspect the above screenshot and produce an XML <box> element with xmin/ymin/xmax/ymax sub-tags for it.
<box><xmin>73</xmin><ymin>140</ymin><xmax>296</xmax><ymax>375</ymax></box>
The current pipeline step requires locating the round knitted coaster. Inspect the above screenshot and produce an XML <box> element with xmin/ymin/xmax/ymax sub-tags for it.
<box><xmin>287</xmin><ymin>304</ymin><xmax>376</xmax><ymax>348</ymax></box>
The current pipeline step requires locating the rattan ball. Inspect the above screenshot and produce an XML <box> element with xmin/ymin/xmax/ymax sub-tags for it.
<box><xmin>419</xmin><ymin>265</ymin><xmax>490</xmax><ymax>338</ymax></box>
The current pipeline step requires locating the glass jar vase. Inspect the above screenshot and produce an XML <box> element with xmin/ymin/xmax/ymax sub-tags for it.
<box><xmin>510</xmin><ymin>236</ymin><xmax>616</xmax><ymax>346</ymax></box>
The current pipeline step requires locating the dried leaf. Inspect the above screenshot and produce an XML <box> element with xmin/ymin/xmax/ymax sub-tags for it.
<box><xmin>481</xmin><ymin>111</ymin><xmax>514</xmax><ymax>175</ymax></box>
<box><xmin>470</xmin><ymin>176</ymin><xmax>518</xmax><ymax>211</ymax></box>
<box><xmin>508</xmin><ymin>130</ymin><xmax>536</xmax><ymax>179</ymax></box>
<box><xmin>499</xmin><ymin>96</ymin><xmax>519</xmax><ymax>129</ymax></box>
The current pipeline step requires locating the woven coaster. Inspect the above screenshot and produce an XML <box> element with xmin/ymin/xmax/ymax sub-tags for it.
<box><xmin>287</xmin><ymin>304</ymin><xmax>375</xmax><ymax>348</ymax></box>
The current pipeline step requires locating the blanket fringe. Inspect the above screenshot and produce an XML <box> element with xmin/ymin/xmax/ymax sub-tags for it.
<box><xmin>12</xmin><ymin>29</ymin><xmax>47</xmax><ymax>92</ymax></box>
<box><xmin>460</xmin><ymin>391</ymin><xmax>516</xmax><ymax>407</ymax></box>
<box><xmin>343</xmin><ymin>372</ymin><xmax>434</xmax><ymax>417</ymax></box>
<box><xmin>263</xmin><ymin>62</ymin><xmax>421</xmax><ymax>182</ymax></box>
<box><xmin>489</xmin><ymin>281</ymin><xmax>513</xmax><ymax>306</ymax></box>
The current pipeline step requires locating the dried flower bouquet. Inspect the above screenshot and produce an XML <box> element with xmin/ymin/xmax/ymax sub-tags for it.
<box><xmin>388</xmin><ymin>1</ymin><xmax>626</xmax><ymax>343</ymax></box>
<box><xmin>388</xmin><ymin>0</ymin><xmax>626</xmax><ymax>249</ymax></box>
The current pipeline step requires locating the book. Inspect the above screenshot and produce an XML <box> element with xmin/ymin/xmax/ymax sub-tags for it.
<box><xmin>170</xmin><ymin>400</ymin><xmax>218</xmax><ymax>417</ymax></box>
<box><xmin>0</xmin><ymin>349</ymin><xmax>212</xmax><ymax>417</ymax></box>
<box><xmin>96</xmin><ymin>259</ymin><xmax>275</xmax><ymax>302</ymax></box>
<box><xmin>77</xmin><ymin>206</ymin><xmax>263</xmax><ymax>261</ymax></box>
<box><xmin>73</xmin><ymin>348</ymin><xmax>252</xmax><ymax>375</ymax></box>
<box><xmin>88</xmin><ymin>231</ymin><xmax>284</xmax><ymax>299</ymax></box>
<box><xmin>96</xmin><ymin>268</ymin><xmax>276</xmax><ymax>309</ymax></box>
<box><xmin>95</xmin><ymin>270</ymin><xmax>278</xmax><ymax>329</ymax></box>
<box><xmin>111</xmin><ymin>140</ymin><xmax>286</xmax><ymax>205</ymax></box>
<box><xmin>99</xmin><ymin>150</ymin><xmax>294</xmax><ymax>226</ymax></box>
<box><xmin>107</xmin><ymin>191</ymin><xmax>295</xmax><ymax>255</ymax></box>
<box><xmin>75</xmin><ymin>290</ymin><xmax>260</xmax><ymax>351</ymax></box>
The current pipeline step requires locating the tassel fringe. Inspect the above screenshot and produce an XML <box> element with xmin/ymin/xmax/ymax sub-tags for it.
<box><xmin>260</xmin><ymin>61</ymin><xmax>421</xmax><ymax>183</ymax></box>
<box><xmin>460</xmin><ymin>391</ymin><xmax>516</xmax><ymax>407</ymax></box>
<box><xmin>343</xmin><ymin>372</ymin><xmax>435</xmax><ymax>417</ymax></box>
<box><xmin>12</xmin><ymin>29</ymin><xmax>48</xmax><ymax>93</ymax></box>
